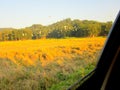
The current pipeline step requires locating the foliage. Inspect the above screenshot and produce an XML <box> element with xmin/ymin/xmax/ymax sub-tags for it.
<box><xmin>0</xmin><ymin>18</ymin><xmax>112</xmax><ymax>41</ymax></box>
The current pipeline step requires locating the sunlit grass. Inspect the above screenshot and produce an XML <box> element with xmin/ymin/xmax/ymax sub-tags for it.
<box><xmin>0</xmin><ymin>37</ymin><xmax>106</xmax><ymax>90</ymax></box>
<box><xmin>0</xmin><ymin>37</ymin><xmax>105</xmax><ymax>66</ymax></box>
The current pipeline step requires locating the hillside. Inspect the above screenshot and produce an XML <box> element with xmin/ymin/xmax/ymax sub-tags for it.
<box><xmin>0</xmin><ymin>18</ymin><xmax>112</xmax><ymax>41</ymax></box>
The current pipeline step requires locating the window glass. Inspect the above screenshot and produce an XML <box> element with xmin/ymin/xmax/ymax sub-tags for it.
<box><xmin>0</xmin><ymin>0</ymin><xmax>119</xmax><ymax>90</ymax></box>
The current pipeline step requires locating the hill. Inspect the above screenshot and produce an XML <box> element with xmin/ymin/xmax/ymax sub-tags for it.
<box><xmin>0</xmin><ymin>18</ymin><xmax>112</xmax><ymax>41</ymax></box>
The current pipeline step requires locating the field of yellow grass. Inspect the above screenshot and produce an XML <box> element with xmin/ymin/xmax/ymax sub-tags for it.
<box><xmin>0</xmin><ymin>37</ymin><xmax>105</xmax><ymax>66</ymax></box>
<box><xmin>0</xmin><ymin>37</ymin><xmax>106</xmax><ymax>90</ymax></box>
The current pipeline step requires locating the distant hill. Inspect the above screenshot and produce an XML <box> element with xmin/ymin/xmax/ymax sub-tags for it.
<box><xmin>0</xmin><ymin>18</ymin><xmax>112</xmax><ymax>41</ymax></box>
<box><xmin>0</xmin><ymin>28</ymin><xmax>15</xmax><ymax>31</ymax></box>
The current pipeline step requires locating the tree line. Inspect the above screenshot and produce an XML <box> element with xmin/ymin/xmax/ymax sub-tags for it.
<box><xmin>0</xmin><ymin>18</ymin><xmax>112</xmax><ymax>41</ymax></box>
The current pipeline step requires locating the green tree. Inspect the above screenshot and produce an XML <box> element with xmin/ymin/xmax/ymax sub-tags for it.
<box><xmin>100</xmin><ymin>22</ymin><xmax>112</xmax><ymax>36</ymax></box>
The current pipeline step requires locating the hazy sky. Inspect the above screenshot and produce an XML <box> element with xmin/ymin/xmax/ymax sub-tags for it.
<box><xmin>0</xmin><ymin>0</ymin><xmax>119</xmax><ymax>28</ymax></box>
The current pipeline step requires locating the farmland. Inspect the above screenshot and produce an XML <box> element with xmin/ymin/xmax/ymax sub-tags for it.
<box><xmin>0</xmin><ymin>37</ymin><xmax>106</xmax><ymax>90</ymax></box>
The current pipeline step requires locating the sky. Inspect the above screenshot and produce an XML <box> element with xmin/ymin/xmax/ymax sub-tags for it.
<box><xmin>0</xmin><ymin>0</ymin><xmax>120</xmax><ymax>28</ymax></box>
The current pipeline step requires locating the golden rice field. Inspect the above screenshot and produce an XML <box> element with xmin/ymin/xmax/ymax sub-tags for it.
<box><xmin>0</xmin><ymin>37</ymin><xmax>106</xmax><ymax>90</ymax></box>
<box><xmin>0</xmin><ymin>37</ymin><xmax>105</xmax><ymax>66</ymax></box>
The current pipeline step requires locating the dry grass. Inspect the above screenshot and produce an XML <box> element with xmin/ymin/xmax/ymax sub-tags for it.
<box><xmin>0</xmin><ymin>37</ymin><xmax>106</xmax><ymax>90</ymax></box>
<box><xmin>0</xmin><ymin>37</ymin><xmax>105</xmax><ymax>66</ymax></box>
